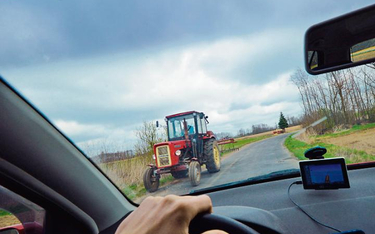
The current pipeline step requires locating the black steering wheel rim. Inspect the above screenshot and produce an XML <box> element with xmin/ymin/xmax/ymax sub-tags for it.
<box><xmin>189</xmin><ymin>213</ymin><xmax>259</xmax><ymax>234</ymax></box>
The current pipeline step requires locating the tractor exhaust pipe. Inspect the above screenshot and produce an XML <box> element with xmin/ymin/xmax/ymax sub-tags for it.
<box><xmin>183</xmin><ymin>119</ymin><xmax>189</xmax><ymax>140</ymax></box>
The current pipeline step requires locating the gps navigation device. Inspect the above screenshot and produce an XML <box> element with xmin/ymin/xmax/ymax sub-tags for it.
<box><xmin>299</xmin><ymin>158</ymin><xmax>350</xmax><ymax>190</ymax></box>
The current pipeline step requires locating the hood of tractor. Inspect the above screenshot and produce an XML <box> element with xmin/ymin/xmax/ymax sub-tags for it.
<box><xmin>153</xmin><ymin>140</ymin><xmax>189</xmax><ymax>168</ymax></box>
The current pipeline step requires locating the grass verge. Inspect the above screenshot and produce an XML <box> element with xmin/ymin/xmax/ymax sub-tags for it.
<box><xmin>221</xmin><ymin>135</ymin><xmax>273</xmax><ymax>156</ymax></box>
<box><xmin>285</xmin><ymin>135</ymin><xmax>375</xmax><ymax>164</ymax></box>
<box><xmin>122</xmin><ymin>175</ymin><xmax>175</xmax><ymax>200</ymax></box>
<box><xmin>0</xmin><ymin>210</ymin><xmax>11</xmax><ymax>217</ymax></box>
<box><xmin>316</xmin><ymin>123</ymin><xmax>375</xmax><ymax>139</ymax></box>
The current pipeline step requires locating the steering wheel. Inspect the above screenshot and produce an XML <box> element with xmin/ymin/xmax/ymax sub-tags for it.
<box><xmin>189</xmin><ymin>213</ymin><xmax>260</xmax><ymax>234</ymax></box>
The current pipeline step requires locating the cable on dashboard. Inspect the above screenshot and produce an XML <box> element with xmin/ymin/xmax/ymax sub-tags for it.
<box><xmin>287</xmin><ymin>181</ymin><xmax>342</xmax><ymax>233</ymax></box>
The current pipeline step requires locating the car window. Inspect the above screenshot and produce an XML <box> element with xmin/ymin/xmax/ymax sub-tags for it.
<box><xmin>1</xmin><ymin>0</ymin><xmax>375</xmax><ymax>204</ymax></box>
<box><xmin>0</xmin><ymin>185</ymin><xmax>45</xmax><ymax>233</ymax></box>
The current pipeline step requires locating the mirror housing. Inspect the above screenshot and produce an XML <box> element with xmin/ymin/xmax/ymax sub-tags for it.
<box><xmin>0</xmin><ymin>228</ymin><xmax>20</xmax><ymax>234</ymax></box>
<box><xmin>305</xmin><ymin>4</ymin><xmax>375</xmax><ymax>75</ymax></box>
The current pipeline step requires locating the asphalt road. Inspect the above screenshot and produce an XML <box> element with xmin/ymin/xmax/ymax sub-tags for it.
<box><xmin>150</xmin><ymin>133</ymin><xmax>299</xmax><ymax>197</ymax></box>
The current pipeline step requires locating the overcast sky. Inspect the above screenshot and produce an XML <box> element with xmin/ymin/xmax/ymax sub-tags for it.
<box><xmin>1</xmin><ymin>0</ymin><xmax>374</xmax><ymax>155</ymax></box>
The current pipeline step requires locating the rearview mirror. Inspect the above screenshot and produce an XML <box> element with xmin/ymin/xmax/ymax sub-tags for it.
<box><xmin>305</xmin><ymin>4</ymin><xmax>375</xmax><ymax>75</ymax></box>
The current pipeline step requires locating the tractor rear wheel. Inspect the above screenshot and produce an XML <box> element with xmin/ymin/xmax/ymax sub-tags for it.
<box><xmin>189</xmin><ymin>161</ymin><xmax>201</xmax><ymax>186</ymax></box>
<box><xmin>204</xmin><ymin>139</ymin><xmax>221</xmax><ymax>173</ymax></box>
<box><xmin>171</xmin><ymin>170</ymin><xmax>188</xmax><ymax>179</ymax></box>
<box><xmin>143</xmin><ymin>167</ymin><xmax>159</xmax><ymax>192</ymax></box>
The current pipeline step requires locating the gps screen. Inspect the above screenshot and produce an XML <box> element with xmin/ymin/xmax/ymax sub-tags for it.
<box><xmin>299</xmin><ymin>158</ymin><xmax>350</xmax><ymax>189</ymax></box>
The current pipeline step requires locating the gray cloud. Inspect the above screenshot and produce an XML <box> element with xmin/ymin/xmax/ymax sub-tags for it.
<box><xmin>2</xmin><ymin>0</ymin><xmax>373</xmax><ymax>68</ymax></box>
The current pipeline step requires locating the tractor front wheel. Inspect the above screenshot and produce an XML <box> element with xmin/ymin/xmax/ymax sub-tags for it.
<box><xmin>171</xmin><ymin>170</ymin><xmax>188</xmax><ymax>179</ymax></box>
<box><xmin>143</xmin><ymin>167</ymin><xmax>159</xmax><ymax>192</ymax></box>
<box><xmin>189</xmin><ymin>161</ymin><xmax>201</xmax><ymax>186</ymax></box>
<box><xmin>204</xmin><ymin>139</ymin><xmax>221</xmax><ymax>173</ymax></box>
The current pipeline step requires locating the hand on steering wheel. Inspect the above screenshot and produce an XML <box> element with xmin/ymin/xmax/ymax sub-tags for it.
<box><xmin>190</xmin><ymin>213</ymin><xmax>259</xmax><ymax>234</ymax></box>
<box><xmin>115</xmin><ymin>195</ymin><xmax>257</xmax><ymax>234</ymax></box>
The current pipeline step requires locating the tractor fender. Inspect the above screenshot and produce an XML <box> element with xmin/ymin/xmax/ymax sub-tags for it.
<box><xmin>205</xmin><ymin>131</ymin><xmax>216</xmax><ymax>139</ymax></box>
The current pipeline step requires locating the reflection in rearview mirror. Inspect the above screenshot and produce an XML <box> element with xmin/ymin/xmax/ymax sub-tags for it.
<box><xmin>351</xmin><ymin>38</ymin><xmax>375</xmax><ymax>63</ymax></box>
<box><xmin>307</xmin><ymin>51</ymin><xmax>318</xmax><ymax>70</ymax></box>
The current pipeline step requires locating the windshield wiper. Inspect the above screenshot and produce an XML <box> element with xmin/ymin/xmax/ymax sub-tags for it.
<box><xmin>189</xmin><ymin>169</ymin><xmax>300</xmax><ymax>195</ymax></box>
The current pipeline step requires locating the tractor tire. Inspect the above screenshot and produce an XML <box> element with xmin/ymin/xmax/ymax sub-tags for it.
<box><xmin>204</xmin><ymin>139</ymin><xmax>221</xmax><ymax>173</ymax></box>
<box><xmin>189</xmin><ymin>161</ymin><xmax>201</xmax><ymax>186</ymax></box>
<box><xmin>171</xmin><ymin>170</ymin><xmax>188</xmax><ymax>179</ymax></box>
<box><xmin>143</xmin><ymin>167</ymin><xmax>159</xmax><ymax>193</ymax></box>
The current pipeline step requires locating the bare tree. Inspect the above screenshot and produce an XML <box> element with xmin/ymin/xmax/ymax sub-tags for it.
<box><xmin>251</xmin><ymin>124</ymin><xmax>273</xmax><ymax>134</ymax></box>
<box><xmin>291</xmin><ymin>66</ymin><xmax>375</xmax><ymax>133</ymax></box>
<box><xmin>134</xmin><ymin>121</ymin><xmax>166</xmax><ymax>157</ymax></box>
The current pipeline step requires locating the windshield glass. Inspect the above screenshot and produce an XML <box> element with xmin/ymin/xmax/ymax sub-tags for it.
<box><xmin>168</xmin><ymin>115</ymin><xmax>195</xmax><ymax>139</ymax></box>
<box><xmin>1</xmin><ymin>0</ymin><xmax>375</xmax><ymax>203</ymax></box>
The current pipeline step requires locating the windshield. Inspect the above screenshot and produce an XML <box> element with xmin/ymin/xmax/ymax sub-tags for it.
<box><xmin>168</xmin><ymin>115</ymin><xmax>196</xmax><ymax>139</ymax></box>
<box><xmin>2</xmin><ymin>0</ymin><xmax>375</xmax><ymax>203</ymax></box>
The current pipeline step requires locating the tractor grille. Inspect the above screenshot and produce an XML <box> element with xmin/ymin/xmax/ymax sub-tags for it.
<box><xmin>156</xmin><ymin>146</ymin><xmax>171</xmax><ymax>167</ymax></box>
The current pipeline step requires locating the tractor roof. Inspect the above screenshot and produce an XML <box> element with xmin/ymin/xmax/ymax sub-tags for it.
<box><xmin>165</xmin><ymin>111</ymin><xmax>202</xmax><ymax>119</ymax></box>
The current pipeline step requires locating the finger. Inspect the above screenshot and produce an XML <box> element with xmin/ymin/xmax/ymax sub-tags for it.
<box><xmin>201</xmin><ymin>230</ymin><xmax>229</xmax><ymax>234</ymax></box>
<box><xmin>179</xmin><ymin>195</ymin><xmax>213</xmax><ymax>219</ymax></box>
<box><xmin>190</xmin><ymin>195</ymin><xmax>213</xmax><ymax>214</ymax></box>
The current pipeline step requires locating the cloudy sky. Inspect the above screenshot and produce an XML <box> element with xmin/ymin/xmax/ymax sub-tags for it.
<box><xmin>1</xmin><ymin>0</ymin><xmax>373</xmax><ymax>155</ymax></box>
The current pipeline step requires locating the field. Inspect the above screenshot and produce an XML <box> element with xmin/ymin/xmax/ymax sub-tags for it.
<box><xmin>351</xmin><ymin>46</ymin><xmax>375</xmax><ymax>62</ymax></box>
<box><xmin>285</xmin><ymin>123</ymin><xmax>375</xmax><ymax>163</ymax></box>
<box><xmin>220</xmin><ymin>135</ymin><xmax>272</xmax><ymax>154</ymax></box>
<box><xmin>0</xmin><ymin>211</ymin><xmax>20</xmax><ymax>228</ymax></box>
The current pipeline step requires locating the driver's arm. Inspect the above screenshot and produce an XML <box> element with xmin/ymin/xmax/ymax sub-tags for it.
<box><xmin>115</xmin><ymin>195</ymin><xmax>228</xmax><ymax>234</ymax></box>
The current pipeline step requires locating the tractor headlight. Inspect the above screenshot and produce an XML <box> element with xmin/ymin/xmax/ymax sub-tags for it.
<box><xmin>152</xmin><ymin>154</ymin><xmax>156</xmax><ymax>160</ymax></box>
<box><xmin>175</xmin><ymin>150</ymin><xmax>181</xmax><ymax>156</ymax></box>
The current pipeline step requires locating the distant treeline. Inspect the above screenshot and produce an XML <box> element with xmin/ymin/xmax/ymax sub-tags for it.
<box><xmin>92</xmin><ymin>150</ymin><xmax>135</xmax><ymax>164</ymax></box>
<box><xmin>216</xmin><ymin>116</ymin><xmax>302</xmax><ymax>139</ymax></box>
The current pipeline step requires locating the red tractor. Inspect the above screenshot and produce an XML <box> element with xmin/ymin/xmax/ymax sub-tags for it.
<box><xmin>143</xmin><ymin>111</ymin><xmax>221</xmax><ymax>192</ymax></box>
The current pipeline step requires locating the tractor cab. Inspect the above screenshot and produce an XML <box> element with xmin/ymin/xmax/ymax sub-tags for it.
<box><xmin>143</xmin><ymin>111</ymin><xmax>221</xmax><ymax>192</ymax></box>
<box><xmin>166</xmin><ymin>111</ymin><xmax>208</xmax><ymax>141</ymax></box>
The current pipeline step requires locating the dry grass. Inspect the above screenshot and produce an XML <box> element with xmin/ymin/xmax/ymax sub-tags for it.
<box><xmin>99</xmin><ymin>155</ymin><xmax>177</xmax><ymax>200</ymax></box>
<box><xmin>99</xmin><ymin>156</ymin><xmax>153</xmax><ymax>188</ymax></box>
<box><xmin>334</xmin><ymin>148</ymin><xmax>363</xmax><ymax>163</ymax></box>
<box><xmin>331</xmin><ymin>124</ymin><xmax>351</xmax><ymax>133</ymax></box>
<box><xmin>322</xmin><ymin>127</ymin><xmax>375</xmax><ymax>155</ymax></box>
<box><xmin>0</xmin><ymin>215</ymin><xmax>21</xmax><ymax>228</ymax></box>
<box><xmin>295</xmin><ymin>128</ymin><xmax>317</xmax><ymax>144</ymax></box>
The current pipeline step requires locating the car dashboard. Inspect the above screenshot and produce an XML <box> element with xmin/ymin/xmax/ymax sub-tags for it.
<box><xmin>207</xmin><ymin>167</ymin><xmax>375</xmax><ymax>233</ymax></box>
